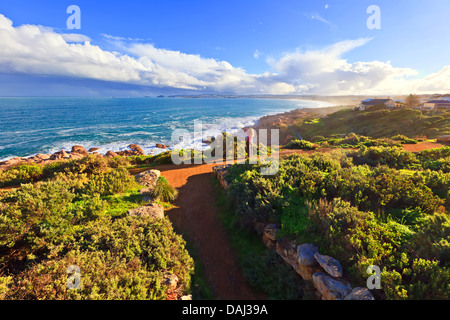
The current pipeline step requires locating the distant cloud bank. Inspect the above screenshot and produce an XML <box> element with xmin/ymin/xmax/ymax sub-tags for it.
<box><xmin>0</xmin><ymin>13</ymin><xmax>448</xmax><ymax>96</ymax></box>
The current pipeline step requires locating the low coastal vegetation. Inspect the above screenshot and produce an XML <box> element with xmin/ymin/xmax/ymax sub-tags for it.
<box><xmin>0</xmin><ymin>155</ymin><xmax>192</xmax><ymax>299</ymax></box>
<box><xmin>224</xmin><ymin>145</ymin><xmax>450</xmax><ymax>299</ymax></box>
<box><xmin>280</xmin><ymin>106</ymin><xmax>450</xmax><ymax>143</ymax></box>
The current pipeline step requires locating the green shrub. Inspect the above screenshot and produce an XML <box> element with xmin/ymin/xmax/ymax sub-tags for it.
<box><xmin>151</xmin><ymin>177</ymin><xmax>178</xmax><ymax>203</ymax></box>
<box><xmin>0</xmin><ymin>164</ymin><xmax>43</xmax><ymax>187</ymax></box>
<box><xmin>85</xmin><ymin>168</ymin><xmax>137</xmax><ymax>196</ymax></box>
<box><xmin>284</xmin><ymin>139</ymin><xmax>318</xmax><ymax>150</ymax></box>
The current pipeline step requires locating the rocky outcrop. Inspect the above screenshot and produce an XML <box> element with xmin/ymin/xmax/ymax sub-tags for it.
<box><xmin>135</xmin><ymin>169</ymin><xmax>160</xmax><ymax>188</ymax></box>
<box><xmin>127</xmin><ymin>203</ymin><xmax>164</xmax><ymax>219</ymax></box>
<box><xmin>105</xmin><ymin>150</ymin><xmax>119</xmax><ymax>158</ymax></box>
<box><xmin>156</xmin><ymin>143</ymin><xmax>167</xmax><ymax>149</ymax></box>
<box><xmin>0</xmin><ymin>142</ymin><xmax>154</xmax><ymax>171</ymax></box>
<box><xmin>128</xmin><ymin>144</ymin><xmax>145</xmax><ymax>155</ymax></box>
<box><xmin>71</xmin><ymin>145</ymin><xmax>89</xmax><ymax>156</ymax></box>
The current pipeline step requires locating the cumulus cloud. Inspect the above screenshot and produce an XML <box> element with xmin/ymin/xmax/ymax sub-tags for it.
<box><xmin>0</xmin><ymin>13</ymin><xmax>449</xmax><ymax>95</ymax></box>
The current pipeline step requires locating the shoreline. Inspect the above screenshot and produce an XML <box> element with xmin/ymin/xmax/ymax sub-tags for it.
<box><xmin>0</xmin><ymin>103</ymin><xmax>351</xmax><ymax>171</ymax></box>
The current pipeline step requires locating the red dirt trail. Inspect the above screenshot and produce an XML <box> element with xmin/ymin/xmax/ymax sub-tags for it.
<box><xmin>152</xmin><ymin>163</ymin><xmax>266</xmax><ymax>300</ymax></box>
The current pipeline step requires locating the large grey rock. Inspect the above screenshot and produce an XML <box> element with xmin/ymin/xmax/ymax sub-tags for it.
<box><xmin>344</xmin><ymin>287</ymin><xmax>375</xmax><ymax>300</ymax></box>
<box><xmin>312</xmin><ymin>272</ymin><xmax>352</xmax><ymax>300</ymax></box>
<box><xmin>127</xmin><ymin>203</ymin><xmax>164</xmax><ymax>219</ymax></box>
<box><xmin>314</xmin><ymin>253</ymin><xmax>343</xmax><ymax>278</ymax></box>
<box><xmin>135</xmin><ymin>169</ymin><xmax>161</xmax><ymax>188</ymax></box>
<box><xmin>276</xmin><ymin>237</ymin><xmax>298</xmax><ymax>267</ymax></box>
<box><xmin>297</xmin><ymin>244</ymin><xmax>319</xmax><ymax>266</ymax></box>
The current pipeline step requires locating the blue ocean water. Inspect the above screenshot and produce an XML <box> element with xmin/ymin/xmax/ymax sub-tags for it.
<box><xmin>0</xmin><ymin>97</ymin><xmax>332</xmax><ymax>160</ymax></box>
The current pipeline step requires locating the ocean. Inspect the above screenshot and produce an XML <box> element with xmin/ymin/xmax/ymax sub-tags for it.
<box><xmin>0</xmin><ymin>97</ymin><xmax>332</xmax><ymax>161</ymax></box>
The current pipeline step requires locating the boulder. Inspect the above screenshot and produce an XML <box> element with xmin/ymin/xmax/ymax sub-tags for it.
<box><xmin>71</xmin><ymin>145</ymin><xmax>89</xmax><ymax>156</ymax></box>
<box><xmin>35</xmin><ymin>153</ymin><xmax>51</xmax><ymax>161</ymax></box>
<box><xmin>156</xmin><ymin>143</ymin><xmax>167</xmax><ymax>149</ymax></box>
<box><xmin>128</xmin><ymin>144</ymin><xmax>145</xmax><ymax>155</ymax></box>
<box><xmin>105</xmin><ymin>150</ymin><xmax>119</xmax><ymax>158</ymax></box>
<box><xmin>61</xmin><ymin>150</ymin><xmax>70</xmax><ymax>159</ymax></box>
<box><xmin>293</xmin><ymin>262</ymin><xmax>322</xmax><ymax>281</ymax></box>
<box><xmin>69</xmin><ymin>152</ymin><xmax>85</xmax><ymax>160</ymax></box>
<box><xmin>135</xmin><ymin>169</ymin><xmax>161</xmax><ymax>188</ymax></box>
<box><xmin>344</xmin><ymin>287</ymin><xmax>375</xmax><ymax>300</ymax></box>
<box><xmin>127</xmin><ymin>203</ymin><xmax>164</xmax><ymax>219</ymax></box>
<box><xmin>314</xmin><ymin>253</ymin><xmax>343</xmax><ymax>278</ymax></box>
<box><xmin>312</xmin><ymin>272</ymin><xmax>352</xmax><ymax>300</ymax></box>
<box><xmin>276</xmin><ymin>237</ymin><xmax>298</xmax><ymax>267</ymax></box>
<box><xmin>297</xmin><ymin>243</ymin><xmax>319</xmax><ymax>266</ymax></box>
<box><xmin>89</xmin><ymin>147</ymin><xmax>100</xmax><ymax>152</ymax></box>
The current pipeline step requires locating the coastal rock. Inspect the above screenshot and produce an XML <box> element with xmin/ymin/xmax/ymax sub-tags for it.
<box><xmin>156</xmin><ymin>143</ymin><xmax>167</xmax><ymax>149</ymax></box>
<box><xmin>105</xmin><ymin>151</ymin><xmax>119</xmax><ymax>158</ymax></box>
<box><xmin>276</xmin><ymin>237</ymin><xmax>298</xmax><ymax>267</ymax></box>
<box><xmin>127</xmin><ymin>203</ymin><xmax>164</xmax><ymax>219</ymax></box>
<box><xmin>71</xmin><ymin>145</ymin><xmax>89</xmax><ymax>156</ymax></box>
<box><xmin>344</xmin><ymin>287</ymin><xmax>375</xmax><ymax>300</ymax></box>
<box><xmin>297</xmin><ymin>244</ymin><xmax>319</xmax><ymax>266</ymax></box>
<box><xmin>61</xmin><ymin>150</ymin><xmax>69</xmax><ymax>159</ymax></box>
<box><xmin>314</xmin><ymin>253</ymin><xmax>343</xmax><ymax>278</ymax></box>
<box><xmin>34</xmin><ymin>154</ymin><xmax>51</xmax><ymax>161</ymax></box>
<box><xmin>69</xmin><ymin>153</ymin><xmax>85</xmax><ymax>160</ymax></box>
<box><xmin>89</xmin><ymin>147</ymin><xmax>100</xmax><ymax>152</ymax></box>
<box><xmin>128</xmin><ymin>144</ymin><xmax>145</xmax><ymax>155</ymax></box>
<box><xmin>135</xmin><ymin>169</ymin><xmax>161</xmax><ymax>188</ymax></box>
<box><xmin>312</xmin><ymin>272</ymin><xmax>352</xmax><ymax>300</ymax></box>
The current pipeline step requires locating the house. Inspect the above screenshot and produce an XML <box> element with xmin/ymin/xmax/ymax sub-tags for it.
<box><xmin>358</xmin><ymin>98</ymin><xmax>396</xmax><ymax>111</ymax></box>
<box><xmin>423</xmin><ymin>100</ymin><xmax>450</xmax><ymax>110</ymax></box>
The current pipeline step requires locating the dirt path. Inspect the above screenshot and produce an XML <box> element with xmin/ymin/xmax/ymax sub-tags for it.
<box><xmin>152</xmin><ymin>163</ymin><xmax>266</xmax><ymax>300</ymax></box>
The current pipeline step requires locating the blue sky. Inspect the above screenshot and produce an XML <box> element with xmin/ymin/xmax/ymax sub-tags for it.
<box><xmin>0</xmin><ymin>0</ymin><xmax>450</xmax><ymax>96</ymax></box>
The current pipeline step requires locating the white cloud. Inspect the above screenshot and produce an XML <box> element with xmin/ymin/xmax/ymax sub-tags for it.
<box><xmin>311</xmin><ymin>14</ymin><xmax>331</xmax><ymax>25</ymax></box>
<box><xmin>0</xmin><ymin>13</ymin><xmax>449</xmax><ymax>96</ymax></box>
<box><xmin>253</xmin><ymin>49</ymin><xmax>262</xmax><ymax>59</ymax></box>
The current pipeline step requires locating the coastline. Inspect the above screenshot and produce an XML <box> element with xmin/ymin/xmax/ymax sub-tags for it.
<box><xmin>0</xmin><ymin>103</ymin><xmax>351</xmax><ymax>171</ymax></box>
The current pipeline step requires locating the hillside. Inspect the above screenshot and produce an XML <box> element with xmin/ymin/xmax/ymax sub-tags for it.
<box><xmin>287</xmin><ymin>106</ymin><xmax>450</xmax><ymax>141</ymax></box>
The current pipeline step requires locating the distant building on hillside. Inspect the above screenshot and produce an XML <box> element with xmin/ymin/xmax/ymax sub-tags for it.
<box><xmin>358</xmin><ymin>98</ymin><xmax>396</xmax><ymax>111</ymax></box>
<box><xmin>423</xmin><ymin>100</ymin><xmax>450</xmax><ymax>110</ymax></box>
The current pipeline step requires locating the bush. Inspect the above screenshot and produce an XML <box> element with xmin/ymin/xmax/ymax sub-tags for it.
<box><xmin>0</xmin><ymin>157</ymin><xmax>193</xmax><ymax>300</ymax></box>
<box><xmin>151</xmin><ymin>177</ymin><xmax>178</xmax><ymax>203</ymax></box>
<box><xmin>0</xmin><ymin>164</ymin><xmax>43</xmax><ymax>187</ymax></box>
<box><xmin>85</xmin><ymin>168</ymin><xmax>138</xmax><ymax>196</ymax></box>
<box><xmin>284</xmin><ymin>139</ymin><xmax>318</xmax><ymax>150</ymax></box>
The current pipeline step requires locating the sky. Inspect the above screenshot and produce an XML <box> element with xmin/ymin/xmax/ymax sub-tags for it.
<box><xmin>0</xmin><ymin>0</ymin><xmax>450</xmax><ymax>97</ymax></box>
